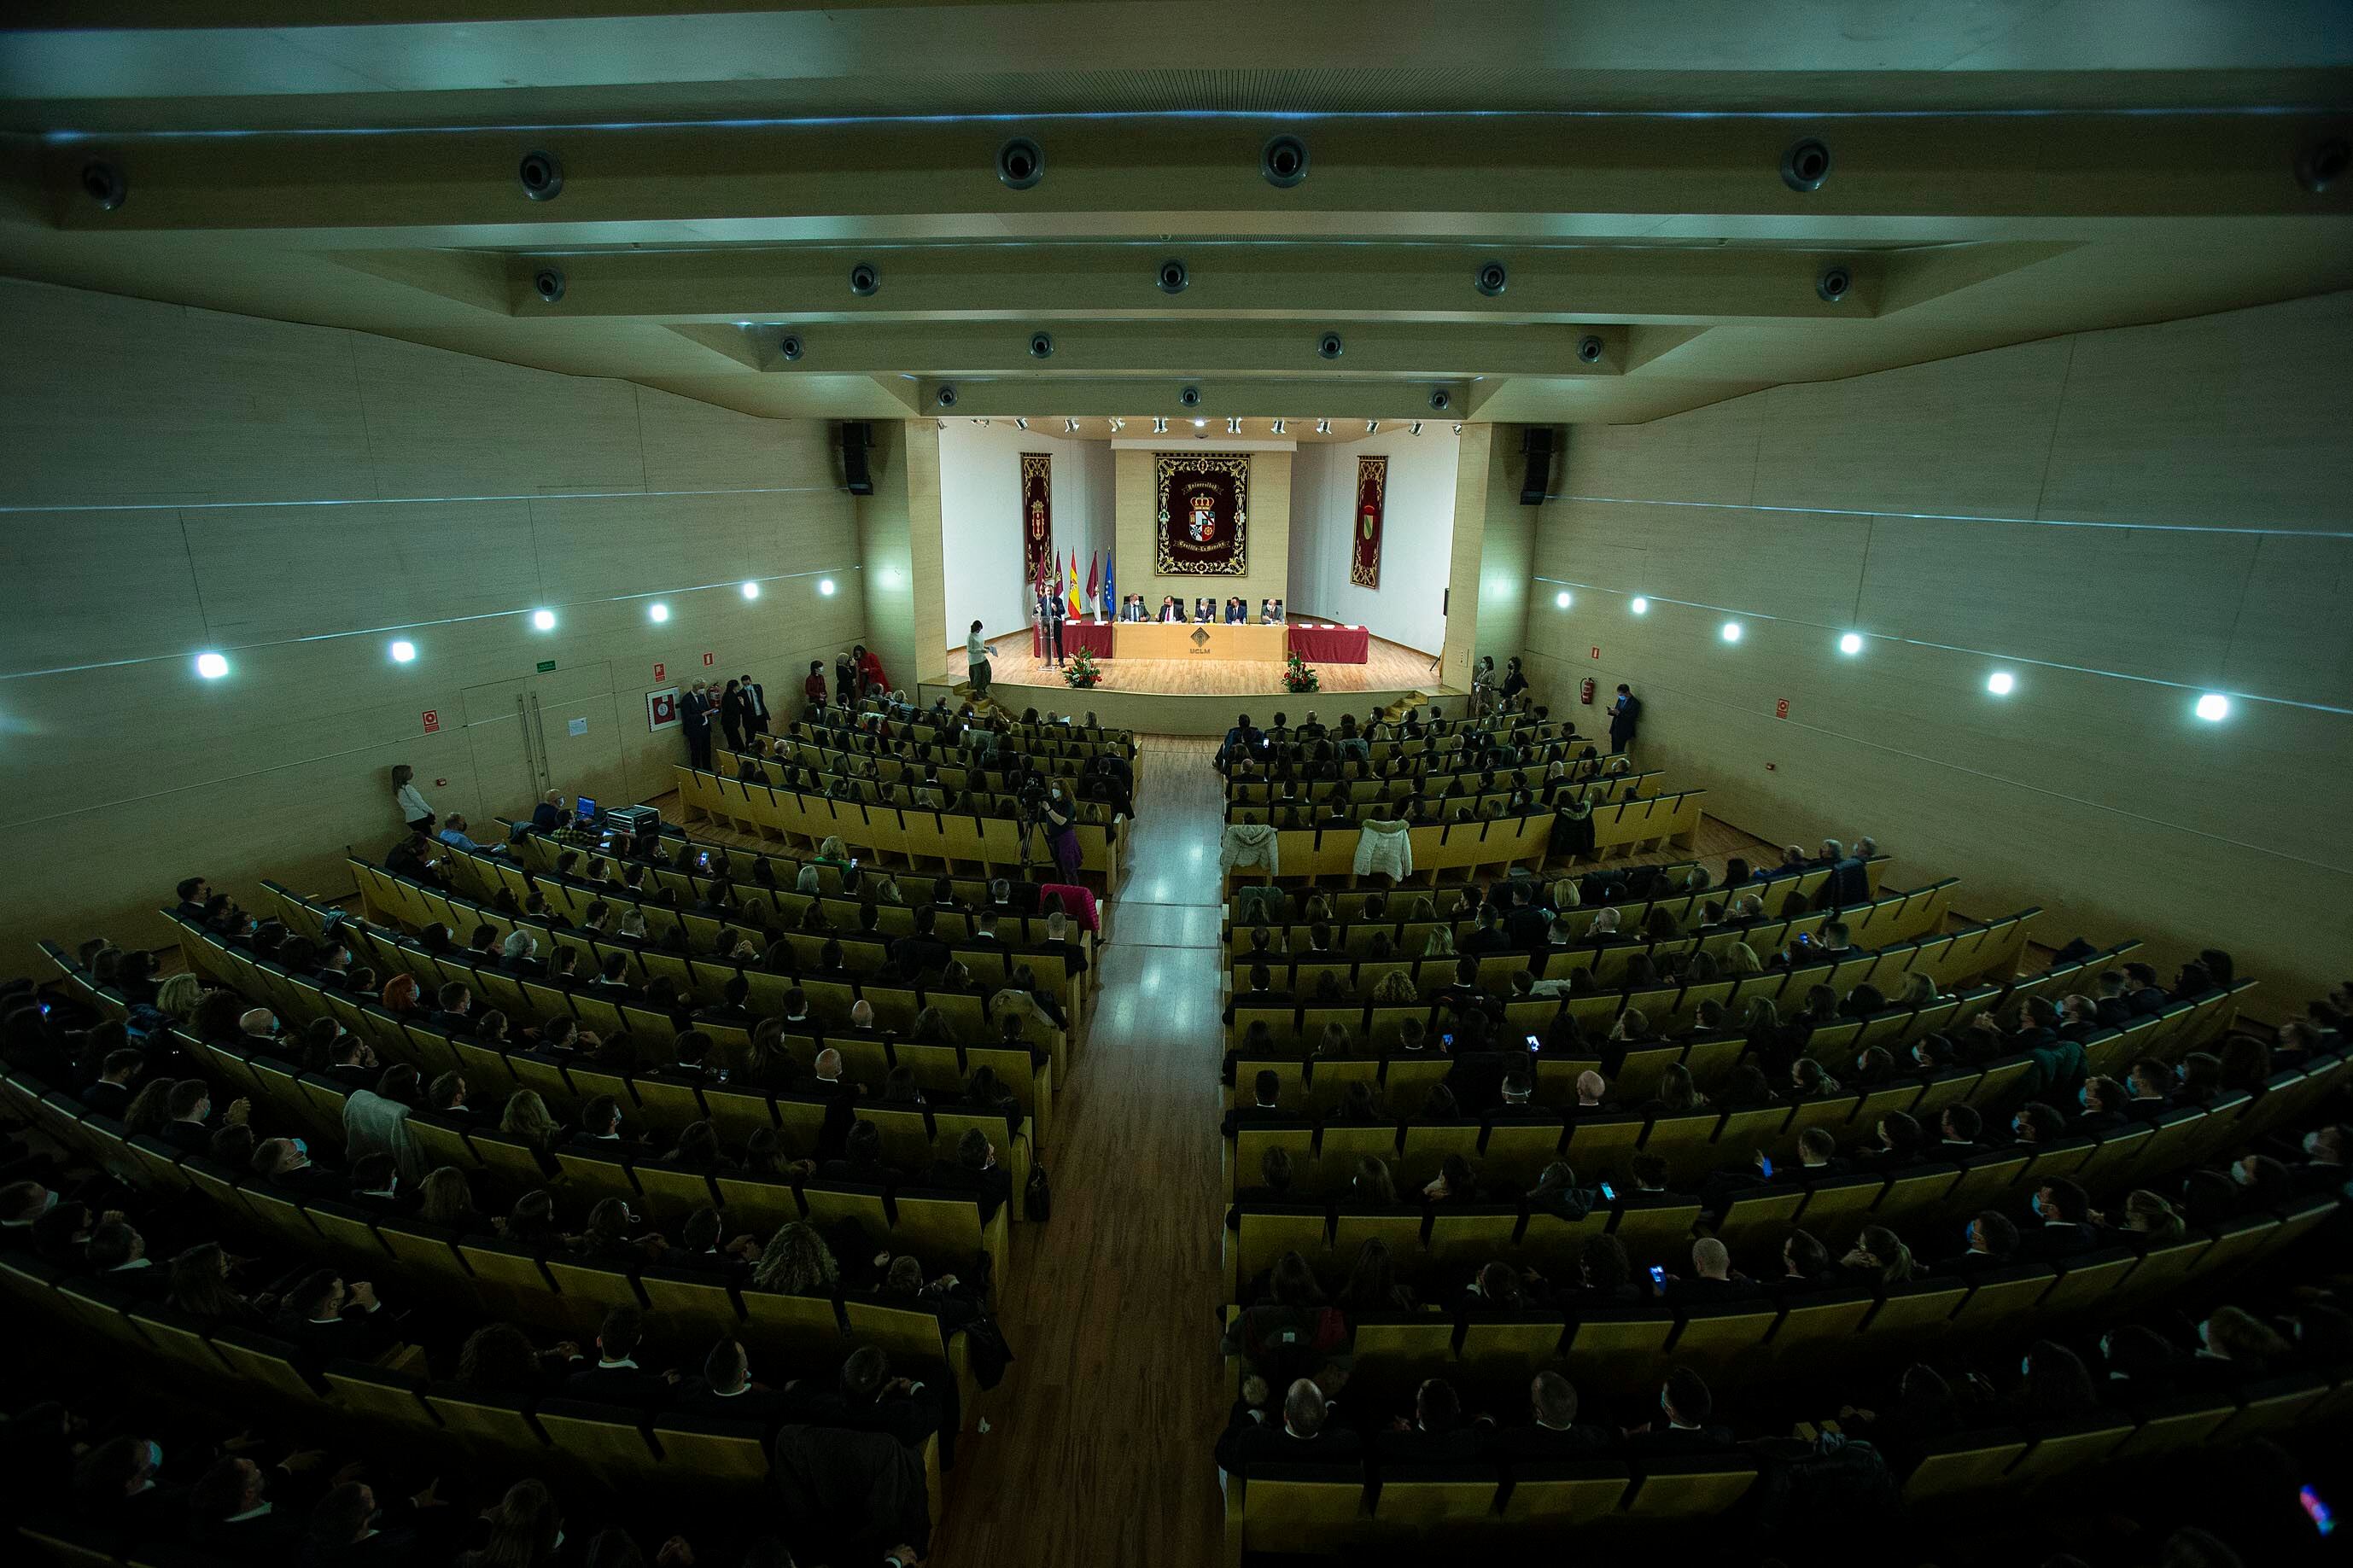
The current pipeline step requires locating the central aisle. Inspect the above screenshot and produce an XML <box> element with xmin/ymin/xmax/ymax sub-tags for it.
<box><xmin>929</xmin><ymin>736</ymin><xmax>1229</xmax><ymax>1566</ymax></box>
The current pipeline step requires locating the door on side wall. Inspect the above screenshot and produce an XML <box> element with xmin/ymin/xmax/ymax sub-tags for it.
<box><xmin>460</xmin><ymin>664</ymin><xmax>626</xmax><ymax>830</ymax></box>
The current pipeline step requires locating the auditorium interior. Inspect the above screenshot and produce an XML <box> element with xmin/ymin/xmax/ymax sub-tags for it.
<box><xmin>3</xmin><ymin>7</ymin><xmax>2351</xmax><ymax>1568</ymax></box>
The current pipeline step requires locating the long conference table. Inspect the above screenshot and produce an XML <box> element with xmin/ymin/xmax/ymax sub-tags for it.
<box><xmin>1031</xmin><ymin>620</ymin><xmax>1370</xmax><ymax>663</ymax></box>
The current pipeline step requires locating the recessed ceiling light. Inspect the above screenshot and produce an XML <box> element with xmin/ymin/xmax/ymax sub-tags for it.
<box><xmin>1987</xmin><ymin>671</ymin><xmax>2016</xmax><ymax>696</ymax></box>
<box><xmin>1838</xmin><ymin>632</ymin><xmax>1863</xmax><ymax>655</ymax></box>
<box><xmin>648</xmin><ymin>603</ymin><xmax>670</xmax><ymax>623</ymax></box>
<box><xmin>818</xmin><ymin>578</ymin><xmax>837</xmax><ymax>597</ymax></box>
<box><xmin>1629</xmin><ymin>597</ymin><xmax>1649</xmax><ymax>615</ymax></box>
<box><xmin>1556</xmin><ymin>591</ymin><xmax>1572</xmax><ymax>609</ymax></box>
<box><xmin>1720</xmin><ymin>621</ymin><xmax>1742</xmax><ymax>643</ymax></box>
<box><xmin>2194</xmin><ymin>693</ymin><xmax>2230</xmax><ymax>722</ymax></box>
<box><xmin>531</xmin><ymin>609</ymin><xmax>557</xmax><ymax>632</ymax></box>
<box><xmin>389</xmin><ymin>639</ymin><xmax>417</xmax><ymax>663</ymax></box>
<box><xmin>741</xmin><ymin>581</ymin><xmax>761</xmax><ymax>600</ymax></box>
<box><xmin>195</xmin><ymin>651</ymin><xmax>229</xmax><ymax>679</ymax></box>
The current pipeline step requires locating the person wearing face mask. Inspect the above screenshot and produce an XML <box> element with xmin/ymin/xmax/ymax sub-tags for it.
<box><xmin>1034</xmin><ymin>777</ymin><xmax>1083</xmax><ymax>883</ymax></box>
<box><xmin>1949</xmin><ymin>1207</ymin><xmax>2024</xmax><ymax>1274</ymax></box>
<box><xmin>2018</xmin><ymin>1176</ymin><xmax>2100</xmax><ymax>1261</ymax></box>
<box><xmin>253</xmin><ymin>1134</ymin><xmax>345</xmax><ymax>1196</ymax></box>
<box><xmin>272</xmin><ymin>1268</ymin><xmax>400</xmax><ymax>1360</ymax></box>
<box><xmin>2226</xmin><ymin>1151</ymin><xmax>2296</xmax><ymax>1210</ymax></box>
<box><xmin>1623</xmin><ymin>1367</ymin><xmax>1736</xmax><ymax>1454</ymax></box>
<box><xmin>2182</xmin><ymin>1304</ymin><xmax>2293</xmax><ymax>1389</ymax></box>
<box><xmin>0</xmin><ymin>1179</ymin><xmax>65</xmax><ymax>1250</ymax></box>
<box><xmin>72</xmin><ymin>1435</ymin><xmax>181</xmax><ymax>1530</ymax></box>
<box><xmin>2072</xmin><ymin>1074</ymin><xmax>2131</xmax><ymax>1134</ymax></box>
<box><xmin>160</xmin><ymin>1078</ymin><xmax>248</xmax><ymax>1155</ymax></box>
<box><xmin>2288</xmin><ymin>1122</ymin><xmax>2349</xmax><ymax>1195</ymax></box>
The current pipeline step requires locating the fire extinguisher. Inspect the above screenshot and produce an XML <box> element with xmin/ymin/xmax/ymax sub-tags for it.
<box><xmin>1579</xmin><ymin>678</ymin><xmax>1596</xmax><ymax>706</ymax></box>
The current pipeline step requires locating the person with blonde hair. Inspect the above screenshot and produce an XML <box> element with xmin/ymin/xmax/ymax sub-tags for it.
<box><xmin>751</xmin><ymin>1221</ymin><xmax>840</xmax><ymax>1294</ymax></box>
<box><xmin>1900</xmin><ymin>971</ymin><xmax>1941</xmax><ymax>1007</ymax></box>
<box><xmin>499</xmin><ymin>1089</ymin><xmax>563</xmax><ymax>1153</ymax></box>
<box><xmin>2118</xmin><ymin>1188</ymin><xmax>2187</xmax><ymax>1244</ymax></box>
<box><xmin>1726</xmin><ymin>942</ymin><xmax>1762</xmax><ymax>976</ymax></box>
<box><xmin>1422</xmin><ymin>924</ymin><xmax>1456</xmax><ymax>958</ymax></box>
<box><xmin>1841</xmin><ymin>1224</ymin><xmax>1914</xmax><ymax>1285</ymax></box>
<box><xmin>154</xmin><ymin>972</ymin><xmax>205</xmax><ymax>1021</ymax></box>
<box><xmin>1371</xmin><ymin>971</ymin><xmax>1418</xmax><ymax>1006</ymax></box>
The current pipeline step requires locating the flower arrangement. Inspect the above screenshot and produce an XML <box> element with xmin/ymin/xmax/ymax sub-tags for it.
<box><xmin>1282</xmin><ymin>651</ymin><xmax>1321</xmax><ymax>693</ymax></box>
<box><xmin>1064</xmin><ymin>646</ymin><xmax>1105</xmax><ymax>690</ymax></box>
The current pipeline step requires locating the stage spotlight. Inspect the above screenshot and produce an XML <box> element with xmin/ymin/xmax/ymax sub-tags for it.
<box><xmin>1720</xmin><ymin>621</ymin><xmax>1742</xmax><ymax>643</ymax></box>
<box><xmin>1451</xmin><ymin>423</ymin><xmax>1463</xmax><ymax>435</ymax></box>
<box><xmin>1192</xmin><ymin>417</ymin><xmax>1206</xmax><ymax>428</ymax></box>
<box><xmin>1629</xmin><ymin>597</ymin><xmax>1649</xmax><ymax>615</ymax></box>
<box><xmin>196</xmin><ymin>651</ymin><xmax>229</xmax><ymax>679</ymax></box>
<box><xmin>1014</xmin><ymin>417</ymin><xmax>1028</xmax><ymax>430</ymax></box>
<box><xmin>1409</xmin><ymin>422</ymin><xmax>1422</xmax><ymax>435</ymax></box>
<box><xmin>1556</xmin><ymin>591</ymin><xmax>1571</xmax><ymax>609</ymax></box>
<box><xmin>389</xmin><ymin>639</ymin><xmax>417</xmax><ymax>663</ymax></box>
<box><xmin>741</xmin><ymin>581</ymin><xmax>762</xmax><ymax>600</ymax></box>
<box><xmin>648</xmin><ymin>603</ymin><xmax>670</xmax><ymax>623</ymax></box>
<box><xmin>1227</xmin><ymin>417</ymin><xmax>1241</xmax><ymax>434</ymax></box>
<box><xmin>1987</xmin><ymin>671</ymin><xmax>2016</xmax><ymax>696</ymax></box>
<box><xmin>1315</xmin><ymin>419</ymin><xmax>1330</xmax><ymax>434</ymax></box>
<box><xmin>1271</xmin><ymin>419</ymin><xmax>1286</xmax><ymax>434</ymax></box>
<box><xmin>1838</xmin><ymin>632</ymin><xmax>1863</xmax><ymax>656</ymax></box>
<box><xmin>1366</xmin><ymin>421</ymin><xmax>1378</xmax><ymax>434</ymax></box>
<box><xmin>818</xmin><ymin>579</ymin><xmax>837</xmax><ymax>597</ymax></box>
<box><xmin>1066</xmin><ymin>418</ymin><xmax>1080</xmax><ymax>433</ymax></box>
<box><xmin>1153</xmin><ymin>417</ymin><xmax>1168</xmax><ymax>433</ymax></box>
<box><xmin>1110</xmin><ymin>417</ymin><xmax>1125</xmax><ymax>432</ymax></box>
<box><xmin>2194</xmin><ymin>693</ymin><xmax>2230</xmax><ymax>722</ymax></box>
<box><xmin>531</xmin><ymin>609</ymin><xmax>557</xmax><ymax>631</ymax></box>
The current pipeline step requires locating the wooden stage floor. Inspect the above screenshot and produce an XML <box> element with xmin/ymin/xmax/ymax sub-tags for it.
<box><xmin>954</xmin><ymin>627</ymin><xmax>1446</xmax><ymax>697</ymax></box>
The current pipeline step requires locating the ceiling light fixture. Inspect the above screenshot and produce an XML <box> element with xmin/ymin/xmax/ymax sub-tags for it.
<box><xmin>1271</xmin><ymin>419</ymin><xmax>1286</xmax><ymax>434</ymax></box>
<box><xmin>1987</xmin><ymin>671</ymin><xmax>2016</xmax><ymax>696</ymax></box>
<box><xmin>1556</xmin><ymin>591</ymin><xmax>1572</xmax><ymax>609</ymax></box>
<box><xmin>740</xmin><ymin>580</ymin><xmax>761</xmax><ymax>600</ymax></box>
<box><xmin>1066</xmin><ymin>417</ymin><xmax>1080</xmax><ymax>433</ymax></box>
<box><xmin>1720</xmin><ymin>621</ymin><xmax>1743</xmax><ymax>643</ymax></box>
<box><xmin>1366</xmin><ymin>420</ymin><xmax>1379</xmax><ymax>434</ymax></box>
<box><xmin>1153</xmin><ymin>417</ymin><xmax>1168</xmax><ymax>434</ymax></box>
<box><xmin>531</xmin><ymin>609</ymin><xmax>557</xmax><ymax>631</ymax></box>
<box><xmin>1409</xmin><ymin>422</ymin><xmax>1422</xmax><ymax>435</ymax></box>
<box><xmin>1227</xmin><ymin>417</ymin><xmax>1241</xmax><ymax>434</ymax></box>
<box><xmin>1629</xmin><ymin>597</ymin><xmax>1649</xmax><ymax>615</ymax></box>
<box><xmin>1110</xmin><ymin>417</ymin><xmax>1125</xmax><ymax>432</ymax></box>
<box><xmin>1315</xmin><ymin>419</ymin><xmax>1330</xmax><ymax>434</ymax></box>
<box><xmin>818</xmin><ymin>579</ymin><xmax>837</xmax><ymax>597</ymax></box>
<box><xmin>389</xmin><ymin>639</ymin><xmax>417</xmax><ymax>663</ymax></box>
<box><xmin>648</xmin><ymin>603</ymin><xmax>670</xmax><ymax>623</ymax></box>
<box><xmin>1014</xmin><ymin>417</ymin><xmax>1027</xmax><ymax>430</ymax></box>
<box><xmin>1451</xmin><ymin>423</ymin><xmax>1463</xmax><ymax>435</ymax></box>
<box><xmin>1193</xmin><ymin>417</ymin><xmax>1206</xmax><ymax>428</ymax></box>
<box><xmin>195</xmin><ymin>651</ymin><xmax>229</xmax><ymax>679</ymax></box>
<box><xmin>1838</xmin><ymin>632</ymin><xmax>1863</xmax><ymax>656</ymax></box>
<box><xmin>2194</xmin><ymin>693</ymin><xmax>2230</xmax><ymax>722</ymax></box>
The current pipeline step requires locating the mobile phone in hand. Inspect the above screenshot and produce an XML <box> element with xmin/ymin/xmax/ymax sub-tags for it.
<box><xmin>1649</xmin><ymin>1265</ymin><xmax>1667</xmax><ymax>1286</ymax></box>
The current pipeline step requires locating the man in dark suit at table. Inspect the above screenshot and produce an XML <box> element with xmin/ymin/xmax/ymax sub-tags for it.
<box><xmin>1158</xmin><ymin>596</ymin><xmax>1183</xmax><ymax>622</ymax></box>
<box><xmin>1224</xmin><ymin>596</ymin><xmax>1247</xmax><ymax>623</ymax></box>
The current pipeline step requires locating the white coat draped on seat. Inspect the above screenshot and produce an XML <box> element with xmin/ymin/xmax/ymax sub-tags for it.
<box><xmin>1352</xmin><ymin>818</ymin><xmax>1414</xmax><ymax>880</ymax></box>
<box><xmin>1220</xmin><ymin>820</ymin><xmax>1282</xmax><ymax>878</ymax></box>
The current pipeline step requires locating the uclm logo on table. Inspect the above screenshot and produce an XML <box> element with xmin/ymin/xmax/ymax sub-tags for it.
<box><xmin>1191</xmin><ymin>627</ymin><xmax>1211</xmax><ymax>651</ymax></box>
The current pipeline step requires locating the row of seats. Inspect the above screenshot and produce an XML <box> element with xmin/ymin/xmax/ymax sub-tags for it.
<box><xmin>0</xmin><ymin>1059</ymin><xmax>986</xmax><ymax>1428</ymax></box>
<box><xmin>161</xmin><ymin>924</ymin><xmax>1047</xmax><ymax>1198</ymax></box>
<box><xmin>676</xmin><ymin>766</ymin><xmax>1123</xmax><ymax>879</ymax></box>
<box><xmin>315</xmin><ymin>879</ymin><xmax>1082</xmax><ymax>1099</ymax></box>
<box><xmin>727</xmin><ymin>748</ymin><xmax>1124</xmax><ymax>829</ymax></box>
<box><xmin>1229</xmin><ymin>911</ymin><xmax>2041</xmax><ymax>1049</ymax></box>
<box><xmin>1219</xmin><ymin>792</ymin><xmax>1708</xmax><ymax>892</ymax></box>
<box><xmin>1221</xmin><ymin>753</ymin><xmax>1641</xmax><ymax>803</ymax></box>
<box><xmin>1223</xmin><ymin>774</ymin><xmax>1650</xmax><ymax>826</ymax></box>
<box><xmin>1217</xmin><ymin>855</ymin><xmax>1889</xmax><ymax>936</ymax></box>
<box><xmin>1217</xmin><ymin>1355</ymin><xmax>2353</xmax><ymax>1560</ymax></box>
<box><xmin>839</xmin><ymin>703</ymin><xmax>1138</xmax><ymax>759</ymax></box>
<box><xmin>1222</xmin><ymin>877</ymin><xmax>1956</xmax><ymax>990</ymax></box>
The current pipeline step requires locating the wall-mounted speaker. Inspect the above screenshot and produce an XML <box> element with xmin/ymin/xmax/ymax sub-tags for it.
<box><xmin>1521</xmin><ymin>427</ymin><xmax>1555</xmax><ymax>506</ymax></box>
<box><xmin>841</xmin><ymin>422</ymin><xmax>873</xmax><ymax>495</ymax></box>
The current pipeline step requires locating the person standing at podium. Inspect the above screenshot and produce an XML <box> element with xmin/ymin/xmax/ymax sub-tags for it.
<box><xmin>1036</xmin><ymin>585</ymin><xmax>1066</xmax><ymax>667</ymax></box>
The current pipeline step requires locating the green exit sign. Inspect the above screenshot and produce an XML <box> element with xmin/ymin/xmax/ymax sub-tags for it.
<box><xmin>536</xmin><ymin>660</ymin><xmax>556</xmax><ymax>673</ymax></box>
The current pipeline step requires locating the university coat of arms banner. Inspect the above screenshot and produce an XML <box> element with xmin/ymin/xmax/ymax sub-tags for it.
<box><xmin>1154</xmin><ymin>452</ymin><xmax>1248</xmax><ymax>576</ymax></box>
<box><xmin>1019</xmin><ymin>452</ymin><xmax>1054</xmax><ymax>592</ymax></box>
<box><xmin>1352</xmin><ymin>454</ymin><xmax>1387</xmax><ymax>589</ymax></box>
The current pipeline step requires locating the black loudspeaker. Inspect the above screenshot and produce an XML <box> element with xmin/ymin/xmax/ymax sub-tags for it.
<box><xmin>841</xmin><ymin>423</ymin><xmax>873</xmax><ymax>495</ymax></box>
<box><xmin>1521</xmin><ymin>427</ymin><xmax>1554</xmax><ymax>505</ymax></box>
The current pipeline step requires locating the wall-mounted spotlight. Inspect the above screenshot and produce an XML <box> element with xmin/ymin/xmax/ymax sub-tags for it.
<box><xmin>389</xmin><ymin>639</ymin><xmax>417</xmax><ymax>663</ymax></box>
<box><xmin>740</xmin><ymin>581</ymin><xmax>761</xmax><ymax>600</ymax></box>
<box><xmin>1226</xmin><ymin>417</ymin><xmax>1241</xmax><ymax>434</ymax></box>
<box><xmin>1366</xmin><ymin>420</ymin><xmax>1379</xmax><ymax>434</ymax></box>
<box><xmin>2194</xmin><ymin>693</ymin><xmax>2230</xmax><ymax>722</ymax></box>
<box><xmin>1629</xmin><ymin>597</ymin><xmax>1649</xmax><ymax>615</ymax></box>
<box><xmin>1838</xmin><ymin>632</ymin><xmax>1863</xmax><ymax>656</ymax></box>
<box><xmin>195</xmin><ymin>651</ymin><xmax>229</xmax><ymax>679</ymax></box>
<box><xmin>1066</xmin><ymin>417</ymin><xmax>1080</xmax><ymax>433</ymax></box>
<box><xmin>1556</xmin><ymin>591</ymin><xmax>1572</xmax><ymax>609</ymax></box>
<box><xmin>1986</xmin><ymin>671</ymin><xmax>2016</xmax><ymax>696</ymax></box>
<box><xmin>818</xmin><ymin>579</ymin><xmax>837</xmax><ymax>597</ymax></box>
<box><xmin>648</xmin><ymin>603</ymin><xmax>670</xmax><ymax>623</ymax></box>
<box><xmin>1153</xmin><ymin>417</ymin><xmax>1168</xmax><ymax>433</ymax></box>
<box><xmin>1409</xmin><ymin>422</ymin><xmax>1422</xmax><ymax>435</ymax></box>
<box><xmin>1451</xmin><ymin>423</ymin><xmax>1463</xmax><ymax>435</ymax></box>
<box><xmin>1270</xmin><ymin>419</ymin><xmax>1286</xmax><ymax>434</ymax></box>
<box><xmin>531</xmin><ymin>609</ymin><xmax>558</xmax><ymax>632</ymax></box>
<box><xmin>1315</xmin><ymin>419</ymin><xmax>1330</xmax><ymax>434</ymax></box>
<box><xmin>1013</xmin><ymin>417</ymin><xmax>1028</xmax><ymax>430</ymax></box>
<box><xmin>1109</xmin><ymin>417</ymin><xmax>1126</xmax><ymax>432</ymax></box>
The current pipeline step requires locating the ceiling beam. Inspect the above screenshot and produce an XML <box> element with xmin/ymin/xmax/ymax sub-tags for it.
<box><xmin>35</xmin><ymin>111</ymin><xmax>2353</xmax><ymax>243</ymax></box>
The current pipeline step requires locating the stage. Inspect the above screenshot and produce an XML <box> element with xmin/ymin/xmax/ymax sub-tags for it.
<box><xmin>935</xmin><ymin>627</ymin><xmax>1468</xmax><ymax>737</ymax></box>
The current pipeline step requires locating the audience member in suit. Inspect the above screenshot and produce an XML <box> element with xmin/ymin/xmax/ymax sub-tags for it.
<box><xmin>1226</xmin><ymin>1146</ymin><xmax>1300</xmax><ymax>1231</ymax></box>
<box><xmin>161</xmin><ymin>1079</ymin><xmax>240</xmax><ymax>1154</ymax></box>
<box><xmin>1660</xmin><ymin>1237</ymin><xmax>1760</xmax><ymax>1302</ymax></box>
<box><xmin>811</xmin><ymin>1048</ymin><xmax>865</xmax><ymax>1159</ymax></box>
<box><xmin>1758</xmin><ymin>1230</ymin><xmax>1838</xmax><ymax>1297</ymax></box>
<box><xmin>79</xmin><ymin>1048</ymin><xmax>144</xmax><ymax>1121</ymax></box>
<box><xmin>2289</xmin><ymin>1123</ymin><xmax>2348</xmax><ymax>1196</ymax></box>
<box><xmin>785</xmin><ymin>1345</ymin><xmax>943</xmax><ymax>1448</ymax></box>
<box><xmin>1375</xmin><ymin>1378</ymin><xmax>1486</xmax><ymax>1465</ymax></box>
<box><xmin>1486</xmin><ymin>1372</ymin><xmax>1614</xmax><ymax>1463</ymax></box>
<box><xmin>184</xmin><ymin>1454</ymin><xmax>322</xmax><ymax>1562</ymax></box>
<box><xmin>254</xmin><ymin>1136</ymin><xmax>345</xmax><ymax>1196</ymax></box>
<box><xmin>1936</xmin><ymin>1105</ymin><xmax>1988</xmax><ymax>1159</ymax></box>
<box><xmin>820</xmin><ymin>1121</ymin><xmax>901</xmax><ymax>1188</ymax></box>
<box><xmin>2072</xmin><ymin>1075</ymin><xmax>2132</xmax><ymax>1134</ymax></box>
<box><xmin>1622</xmin><ymin>1367</ymin><xmax>1737</xmax><ymax>1454</ymax></box>
<box><xmin>925</xmin><ymin>1126</ymin><xmax>1013</xmax><ymax>1223</ymax></box>
<box><xmin>271</xmin><ymin>1269</ymin><xmax>402</xmax><ymax>1361</ymax></box>
<box><xmin>2017</xmin><ymin>1178</ymin><xmax>2101</xmax><ymax>1261</ymax></box>
<box><xmin>2123</xmin><ymin>1058</ymin><xmax>2175</xmax><ymax>1121</ymax></box>
<box><xmin>563</xmin><ymin>1306</ymin><xmax>677</xmax><ymax>1409</ymax></box>
<box><xmin>1222</xmin><ymin>1070</ymin><xmax>1292</xmax><ymax>1136</ymax></box>
<box><xmin>671</xmin><ymin>1337</ymin><xmax>792</xmax><ymax>1421</ymax></box>
<box><xmin>1215</xmin><ymin>1378</ymin><xmax>1363</xmax><ymax>1475</ymax></box>
<box><xmin>85</xmin><ymin>1221</ymin><xmax>172</xmax><ymax>1299</ymax></box>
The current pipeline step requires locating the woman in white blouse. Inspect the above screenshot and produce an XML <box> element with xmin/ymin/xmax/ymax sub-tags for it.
<box><xmin>392</xmin><ymin>764</ymin><xmax>434</xmax><ymax>831</ymax></box>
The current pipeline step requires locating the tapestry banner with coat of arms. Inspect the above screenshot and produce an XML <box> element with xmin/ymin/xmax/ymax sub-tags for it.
<box><xmin>1352</xmin><ymin>453</ymin><xmax>1387</xmax><ymax>589</ymax></box>
<box><xmin>1154</xmin><ymin>452</ymin><xmax>1249</xmax><ymax>576</ymax></box>
<box><xmin>1019</xmin><ymin>452</ymin><xmax>1054</xmax><ymax>592</ymax></box>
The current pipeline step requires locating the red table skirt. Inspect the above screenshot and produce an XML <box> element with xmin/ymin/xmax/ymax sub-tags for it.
<box><xmin>1286</xmin><ymin>622</ymin><xmax>1371</xmax><ymax>664</ymax></box>
<box><xmin>1031</xmin><ymin>621</ymin><xmax>1116</xmax><ymax>660</ymax></box>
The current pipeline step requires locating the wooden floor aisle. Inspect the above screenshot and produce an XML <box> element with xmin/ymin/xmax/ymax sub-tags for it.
<box><xmin>926</xmin><ymin>734</ymin><xmax>1231</xmax><ymax>1566</ymax></box>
